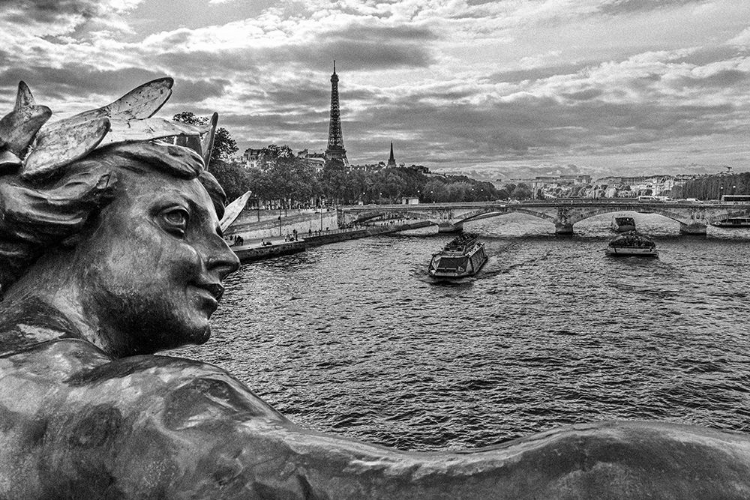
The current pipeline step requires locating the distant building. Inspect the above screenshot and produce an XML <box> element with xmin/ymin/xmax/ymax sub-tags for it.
<box><xmin>242</xmin><ymin>148</ymin><xmax>264</xmax><ymax>169</ymax></box>
<box><xmin>350</xmin><ymin>162</ymin><xmax>384</xmax><ymax>172</ymax></box>
<box><xmin>409</xmin><ymin>165</ymin><xmax>430</xmax><ymax>174</ymax></box>
<box><xmin>297</xmin><ymin>149</ymin><xmax>326</xmax><ymax>173</ymax></box>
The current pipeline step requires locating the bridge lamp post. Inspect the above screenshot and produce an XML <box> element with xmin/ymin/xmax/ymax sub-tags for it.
<box><xmin>720</xmin><ymin>186</ymin><xmax>724</xmax><ymax>203</ymax></box>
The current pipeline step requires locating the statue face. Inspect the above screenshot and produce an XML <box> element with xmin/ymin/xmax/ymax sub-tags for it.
<box><xmin>75</xmin><ymin>166</ymin><xmax>240</xmax><ymax>357</ymax></box>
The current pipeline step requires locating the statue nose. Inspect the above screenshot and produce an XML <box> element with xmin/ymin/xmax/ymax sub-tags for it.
<box><xmin>207</xmin><ymin>240</ymin><xmax>240</xmax><ymax>278</ymax></box>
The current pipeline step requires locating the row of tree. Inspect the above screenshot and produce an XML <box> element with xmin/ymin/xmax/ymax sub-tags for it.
<box><xmin>211</xmin><ymin>150</ymin><xmax>505</xmax><ymax>206</ymax></box>
<box><xmin>671</xmin><ymin>172</ymin><xmax>750</xmax><ymax>200</ymax></box>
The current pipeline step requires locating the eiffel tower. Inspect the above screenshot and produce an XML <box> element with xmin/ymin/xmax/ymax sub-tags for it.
<box><xmin>325</xmin><ymin>61</ymin><xmax>348</xmax><ymax>167</ymax></box>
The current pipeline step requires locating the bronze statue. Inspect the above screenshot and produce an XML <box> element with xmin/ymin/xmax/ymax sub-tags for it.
<box><xmin>2</xmin><ymin>79</ymin><xmax>750</xmax><ymax>499</ymax></box>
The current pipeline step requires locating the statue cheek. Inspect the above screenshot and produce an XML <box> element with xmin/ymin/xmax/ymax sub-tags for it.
<box><xmin>169</xmin><ymin>244</ymin><xmax>204</xmax><ymax>277</ymax></box>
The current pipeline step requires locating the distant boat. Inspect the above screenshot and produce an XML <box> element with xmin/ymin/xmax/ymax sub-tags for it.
<box><xmin>429</xmin><ymin>232</ymin><xmax>488</xmax><ymax>279</ymax></box>
<box><xmin>712</xmin><ymin>217</ymin><xmax>750</xmax><ymax>228</ymax></box>
<box><xmin>611</xmin><ymin>216</ymin><xmax>636</xmax><ymax>233</ymax></box>
<box><xmin>605</xmin><ymin>231</ymin><xmax>658</xmax><ymax>257</ymax></box>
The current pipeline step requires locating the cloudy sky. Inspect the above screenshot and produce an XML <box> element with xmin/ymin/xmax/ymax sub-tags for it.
<box><xmin>1</xmin><ymin>0</ymin><xmax>749</xmax><ymax>180</ymax></box>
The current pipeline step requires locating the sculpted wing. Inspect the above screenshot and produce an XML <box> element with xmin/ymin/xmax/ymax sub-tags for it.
<box><xmin>0</xmin><ymin>82</ymin><xmax>51</xmax><ymax>173</ymax></box>
<box><xmin>21</xmin><ymin>78</ymin><xmax>208</xmax><ymax>181</ymax></box>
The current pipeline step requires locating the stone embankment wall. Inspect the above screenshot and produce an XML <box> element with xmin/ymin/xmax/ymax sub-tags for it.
<box><xmin>226</xmin><ymin>209</ymin><xmax>338</xmax><ymax>241</ymax></box>
<box><xmin>232</xmin><ymin>221</ymin><xmax>432</xmax><ymax>263</ymax></box>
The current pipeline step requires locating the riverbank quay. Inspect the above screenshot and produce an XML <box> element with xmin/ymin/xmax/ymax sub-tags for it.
<box><xmin>304</xmin><ymin>221</ymin><xmax>431</xmax><ymax>247</ymax></box>
<box><xmin>231</xmin><ymin>221</ymin><xmax>432</xmax><ymax>263</ymax></box>
<box><xmin>226</xmin><ymin>208</ymin><xmax>338</xmax><ymax>242</ymax></box>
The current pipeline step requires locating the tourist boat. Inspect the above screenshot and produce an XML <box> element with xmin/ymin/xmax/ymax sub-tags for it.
<box><xmin>712</xmin><ymin>217</ymin><xmax>750</xmax><ymax>228</ymax></box>
<box><xmin>605</xmin><ymin>231</ymin><xmax>658</xmax><ymax>257</ymax></box>
<box><xmin>611</xmin><ymin>216</ymin><xmax>636</xmax><ymax>233</ymax></box>
<box><xmin>429</xmin><ymin>232</ymin><xmax>488</xmax><ymax>279</ymax></box>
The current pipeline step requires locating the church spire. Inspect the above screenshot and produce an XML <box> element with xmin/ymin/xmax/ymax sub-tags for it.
<box><xmin>387</xmin><ymin>142</ymin><xmax>396</xmax><ymax>168</ymax></box>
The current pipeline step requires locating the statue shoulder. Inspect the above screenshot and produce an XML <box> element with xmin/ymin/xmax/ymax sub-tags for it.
<box><xmin>1</xmin><ymin>338</ymin><xmax>285</xmax><ymax>424</ymax></box>
<box><xmin>0</xmin><ymin>298</ymin><xmax>81</xmax><ymax>355</ymax></box>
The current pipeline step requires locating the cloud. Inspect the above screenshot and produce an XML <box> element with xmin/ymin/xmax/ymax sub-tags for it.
<box><xmin>0</xmin><ymin>0</ymin><xmax>103</xmax><ymax>24</ymax></box>
<box><xmin>561</xmin><ymin>88</ymin><xmax>604</xmax><ymax>101</ymax></box>
<box><xmin>0</xmin><ymin>64</ymin><xmax>164</xmax><ymax>103</ymax></box>
<box><xmin>2</xmin><ymin>0</ymin><xmax>750</xmax><ymax>177</ymax></box>
<box><xmin>169</xmin><ymin>77</ymin><xmax>233</xmax><ymax>104</ymax></box>
<box><xmin>0</xmin><ymin>0</ymin><xmax>142</xmax><ymax>36</ymax></box>
<box><xmin>598</xmin><ymin>0</ymin><xmax>709</xmax><ymax>16</ymax></box>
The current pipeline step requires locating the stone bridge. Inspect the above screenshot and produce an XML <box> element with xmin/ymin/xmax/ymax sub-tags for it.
<box><xmin>341</xmin><ymin>200</ymin><xmax>750</xmax><ymax>235</ymax></box>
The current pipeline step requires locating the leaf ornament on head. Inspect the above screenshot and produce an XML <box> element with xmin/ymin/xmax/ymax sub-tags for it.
<box><xmin>169</xmin><ymin>112</ymin><xmax>218</xmax><ymax>168</ymax></box>
<box><xmin>0</xmin><ymin>77</ymin><xmax>216</xmax><ymax>183</ymax></box>
<box><xmin>0</xmin><ymin>82</ymin><xmax>52</xmax><ymax>174</ymax></box>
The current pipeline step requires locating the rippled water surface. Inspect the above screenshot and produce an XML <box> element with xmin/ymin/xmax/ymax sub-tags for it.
<box><xmin>176</xmin><ymin>213</ymin><xmax>750</xmax><ymax>452</ymax></box>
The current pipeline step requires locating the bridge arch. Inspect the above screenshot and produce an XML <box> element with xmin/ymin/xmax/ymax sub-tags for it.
<box><xmin>454</xmin><ymin>205</ymin><xmax>710</xmax><ymax>235</ymax></box>
<box><xmin>341</xmin><ymin>200</ymin><xmax>746</xmax><ymax>236</ymax></box>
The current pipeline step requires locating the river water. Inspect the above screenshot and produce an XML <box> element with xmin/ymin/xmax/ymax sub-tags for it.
<box><xmin>176</xmin><ymin>213</ymin><xmax>750</xmax><ymax>452</ymax></box>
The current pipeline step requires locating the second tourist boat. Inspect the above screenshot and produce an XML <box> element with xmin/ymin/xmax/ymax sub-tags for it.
<box><xmin>611</xmin><ymin>215</ymin><xmax>636</xmax><ymax>232</ymax></box>
<box><xmin>429</xmin><ymin>232</ymin><xmax>488</xmax><ymax>279</ymax></box>
<box><xmin>711</xmin><ymin>217</ymin><xmax>750</xmax><ymax>228</ymax></box>
<box><xmin>605</xmin><ymin>231</ymin><xmax>658</xmax><ymax>257</ymax></box>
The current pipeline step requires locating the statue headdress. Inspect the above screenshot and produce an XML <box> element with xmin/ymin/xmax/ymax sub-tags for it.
<box><xmin>0</xmin><ymin>77</ymin><xmax>217</xmax><ymax>180</ymax></box>
<box><xmin>0</xmin><ymin>78</ymin><xmax>222</xmax><ymax>296</ymax></box>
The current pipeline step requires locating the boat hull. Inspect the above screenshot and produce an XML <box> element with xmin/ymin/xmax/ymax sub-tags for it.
<box><xmin>605</xmin><ymin>247</ymin><xmax>658</xmax><ymax>257</ymax></box>
<box><xmin>429</xmin><ymin>244</ymin><xmax>488</xmax><ymax>279</ymax></box>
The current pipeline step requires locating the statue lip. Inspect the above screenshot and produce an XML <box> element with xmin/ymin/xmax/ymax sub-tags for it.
<box><xmin>194</xmin><ymin>282</ymin><xmax>225</xmax><ymax>302</ymax></box>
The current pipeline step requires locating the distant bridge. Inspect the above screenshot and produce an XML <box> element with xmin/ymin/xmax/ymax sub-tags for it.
<box><xmin>341</xmin><ymin>200</ymin><xmax>750</xmax><ymax>235</ymax></box>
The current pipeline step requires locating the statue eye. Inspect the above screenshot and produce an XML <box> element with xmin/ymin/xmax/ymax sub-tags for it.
<box><xmin>161</xmin><ymin>208</ymin><xmax>189</xmax><ymax>236</ymax></box>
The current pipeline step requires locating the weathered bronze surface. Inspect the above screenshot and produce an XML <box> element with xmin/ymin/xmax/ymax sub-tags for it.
<box><xmin>2</xmin><ymin>80</ymin><xmax>750</xmax><ymax>499</ymax></box>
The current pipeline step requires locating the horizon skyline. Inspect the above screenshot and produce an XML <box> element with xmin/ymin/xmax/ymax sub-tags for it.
<box><xmin>1</xmin><ymin>1</ymin><xmax>749</xmax><ymax>180</ymax></box>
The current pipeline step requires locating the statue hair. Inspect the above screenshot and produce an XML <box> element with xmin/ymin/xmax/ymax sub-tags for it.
<box><xmin>0</xmin><ymin>141</ymin><xmax>226</xmax><ymax>295</ymax></box>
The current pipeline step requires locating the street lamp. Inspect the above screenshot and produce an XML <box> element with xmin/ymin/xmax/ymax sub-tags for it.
<box><xmin>720</xmin><ymin>185</ymin><xmax>724</xmax><ymax>203</ymax></box>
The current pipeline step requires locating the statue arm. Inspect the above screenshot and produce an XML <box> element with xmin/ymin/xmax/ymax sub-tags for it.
<box><xmin>3</xmin><ymin>339</ymin><xmax>526</xmax><ymax>498</ymax></box>
<box><xmin>7</xmin><ymin>339</ymin><xmax>750</xmax><ymax>499</ymax></box>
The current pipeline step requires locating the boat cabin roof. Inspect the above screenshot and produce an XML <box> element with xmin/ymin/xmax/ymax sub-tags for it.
<box><xmin>609</xmin><ymin>231</ymin><xmax>656</xmax><ymax>247</ymax></box>
<box><xmin>444</xmin><ymin>232</ymin><xmax>479</xmax><ymax>252</ymax></box>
